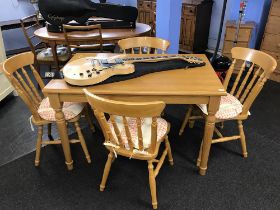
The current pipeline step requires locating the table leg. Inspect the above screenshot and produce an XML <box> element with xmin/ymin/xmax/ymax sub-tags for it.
<box><xmin>199</xmin><ymin>96</ymin><xmax>220</xmax><ymax>175</ymax></box>
<box><xmin>49</xmin><ymin>42</ymin><xmax>60</xmax><ymax>71</ymax></box>
<box><xmin>48</xmin><ymin>93</ymin><xmax>73</xmax><ymax>170</ymax></box>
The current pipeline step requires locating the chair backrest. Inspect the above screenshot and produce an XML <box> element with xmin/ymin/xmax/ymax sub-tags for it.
<box><xmin>63</xmin><ymin>24</ymin><xmax>103</xmax><ymax>55</ymax></box>
<box><xmin>20</xmin><ymin>14</ymin><xmax>43</xmax><ymax>56</ymax></box>
<box><xmin>3</xmin><ymin>52</ymin><xmax>45</xmax><ymax>121</ymax></box>
<box><xmin>223</xmin><ymin>47</ymin><xmax>277</xmax><ymax>115</ymax></box>
<box><xmin>118</xmin><ymin>36</ymin><xmax>170</xmax><ymax>54</ymax></box>
<box><xmin>84</xmin><ymin>89</ymin><xmax>165</xmax><ymax>154</ymax></box>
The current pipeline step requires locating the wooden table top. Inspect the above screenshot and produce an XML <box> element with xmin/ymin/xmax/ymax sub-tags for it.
<box><xmin>34</xmin><ymin>23</ymin><xmax>151</xmax><ymax>42</ymax></box>
<box><xmin>43</xmin><ymin>53</ymin><xmax>226</xmax><ymax>98</ymax></box>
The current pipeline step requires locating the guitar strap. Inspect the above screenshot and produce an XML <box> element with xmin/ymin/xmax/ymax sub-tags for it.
<box><xmin>94</xmin><ymin>59</ymin><xmax>205</xmax><ymax>85</ymax></box>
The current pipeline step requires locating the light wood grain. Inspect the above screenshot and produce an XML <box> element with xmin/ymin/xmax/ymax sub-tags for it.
<box><xmin>179</xmin><ymin>47</ymin><xmax>277</xmax><ymax>168</ymax></box>
<box><xmin>43</xmin><ymin>52</ymin><xmax>226</xmax><ymax>175</ymax></box>
<box><xmin>118</xmin><ymin>36</ymin><xmax>170</xmax><ymax>54</ymax></box>
<box><xmin>84</xmin><ymin>90</ymin><xmax>173</xmax><ymax>209</ymax></box>
<box><xmin>3</xmin><ymin>52</ymin><xmax>93</xmax><ymax>169</ymax></box>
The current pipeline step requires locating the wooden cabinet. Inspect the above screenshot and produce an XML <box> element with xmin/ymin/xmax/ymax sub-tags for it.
<box><xmin>179</xmin><ymin>0</ymin><xmax>213</xmax><ymax>53</ymax></box>
<box><xmin>138</xmin><ymin>0</ymin><xmax>156</xmax><ymax>35</ymax></box>
<box><xmin>137</xmin><ymin>0</ymin><xmax>213</xmax><ymax>52</ymax></box>
<box><xmin>222</xmin><ymin>21</ymin><xmax>255</xmax><ymax>73</ymax></box>
<box><xmin>261</xmin><ymin>0</ymin><xmax>280</xmax><ymax>82</ymax></box>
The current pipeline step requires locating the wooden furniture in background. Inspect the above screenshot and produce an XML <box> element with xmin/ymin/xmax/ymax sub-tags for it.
<box><xmin>84</xmin><ymin>90</ymin><xmax>173</xmax><ymax>209</ymax></box>
<box><xmin>261</xmin><ymin>0</ymin><xmax>280</xmax><ymax>82</ymax></box>
<box><xmin>118</xmin><ymin>36</ymin><xmax>170</xmax><ymax>54</ymax></box>
<box><xmin>34</xmin><ymin>23</ymin><xmax>151</xmax><ymax>70</ymax></box>
<box><xmin>63</xmin><ymin>24</ymin><xmax>103</xmax><ymax>57</ymax></box>
<box><xmin>21</xmin><ymin>15</ymin><xmax>70</xmax><ymax>76</ymax></box>
<box><xmin>180</xmin><ymin>47</ymin><xmax>277</xmax><ymax>166</ymax></box>
<box><xmin>3</xmin><ymin>52</ymin><xmax>94</xmax><ymax>167</ymax></box>
<box><xmin>179</xmin><ymin>0</ymin><xmax>213</xmax><ymax>53</ymax></box>
<box><xmin>43</xmin><ymin>52</ymin><xmax>226</xmax><ymax>175</ymax></box>
<box><xmin>222</xmin><ymin>21</ymin><xmax>255</xmax><ymax>73</ymax></box>
<box><xmin>137</xmin><ymin>0</ymin><xmax>213</xmax><ymax>52</ymax></box>
<box><xmin>137</xmin><ymin>0</ymin><xmax>156</xmax><ymax>36</ymax></box>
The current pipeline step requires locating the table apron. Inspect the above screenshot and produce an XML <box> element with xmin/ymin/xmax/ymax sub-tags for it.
<box><xmin>57</xmin><ymin>93</ymin><xmax>210</xmax><ymax>104</ymax></box>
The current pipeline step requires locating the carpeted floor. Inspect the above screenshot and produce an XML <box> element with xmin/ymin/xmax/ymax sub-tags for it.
<box><xmin>0</xmin><ymin>80</ymin><xmax>279</xmax><ymax>209</ymax></box>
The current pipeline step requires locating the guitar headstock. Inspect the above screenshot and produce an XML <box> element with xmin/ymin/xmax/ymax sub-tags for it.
<box><xmin>179</xmin><ymin>55</ymin><xmax>206</xmax><ymax>66</ymax></box>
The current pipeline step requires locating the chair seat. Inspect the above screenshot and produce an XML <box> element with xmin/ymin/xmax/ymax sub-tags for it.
<box><xmin>38</xmin><ymin>97</ymin><xmax>84</xmax><ymax>121</ymax></box>
<box><xmin>198</xmin><ymin>93</ymin><xmax>243</xmax><ymax>120</ymax></box>
<box><xmin>108</xmin><ymin>116</ymin><xmax>168</xmax><ymax>150</ymax></box>
<box><xmin>36</xmin><ymin>47</ymin><xmax>70</xmax><ymax>62</ymax></box>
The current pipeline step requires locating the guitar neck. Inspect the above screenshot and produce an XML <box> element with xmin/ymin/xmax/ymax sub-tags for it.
<box><xmin>122</xmin><ymin>55</ymin><xmax>185</xmax><ymax>63</ymax></box>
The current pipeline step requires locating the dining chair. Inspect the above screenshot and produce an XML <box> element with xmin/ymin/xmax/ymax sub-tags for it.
<box><xmin>118</xmin><ymin>36</ymin><xmax>170</xmax><ymax>54</ymax></box>
<box><xmin>3</xmin><ymin>52</ymin><xmax>95</xmax><ymax>167</ymax></box>
<box><xmin>63</xmin><ymin>24</ymin><xmax>106</xmax><ymax>57</ymax></box>
<box><xmin>20</xmin><ymin>14</ymin><xmax>70</xmax><ymax>76</ymax></box>
<box><xmin>84</xmin><ymin>89</ymin><xmax>173</xmax><ymax>209</ymax></box>
<box><xmin>179</xmin><ymin>47</ymin><xmax>277</xmax><ymax>166</ymax></box>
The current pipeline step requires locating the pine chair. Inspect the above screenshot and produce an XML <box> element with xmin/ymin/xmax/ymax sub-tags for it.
<box><xmin>118</xmin><ymin>36</ymin><xmax>170</xmax><ymax>54</ymax></box>
<box><xmin>179</xmin><ymin>47</ymin><xmax>277</xmax><ymax>166</ymax></box>
<box><xmin>3</xmin><ymin>52</ymin><xmax>95</xmax><ymax>167</ymax></box>
<box><xmin>84</xmin><ymin>89</ymin><xmax>173</xmax><ymax>209</ymax></box>
<box><xmin>63</xmin><ymin>24</ymin><xmax>105</xmax><ymax>57</ymax></box>
<box><xmin>20</xmin><ymin>14</ymin><xmax>70</xmax><ymax>76</ymax></box>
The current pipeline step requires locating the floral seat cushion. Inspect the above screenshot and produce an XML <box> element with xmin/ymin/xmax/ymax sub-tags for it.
<box><xmin>108</xmin><ymin>116</ymin><xmax>168</xmax><ymax>150</ymax></box>
<box><xmin>37</xmin><ymin>47</ymin><xmax>70</xmax><ymax>62</ymax></box>
<box><xmin>38</xmin><ymin>97</ymin><xmax>84</xmax><ymax>121</ymax></box>
<box><xmin>198</xmin><ymin>93</ymin><xmax>243</xmax><ymax>120</ymax></box>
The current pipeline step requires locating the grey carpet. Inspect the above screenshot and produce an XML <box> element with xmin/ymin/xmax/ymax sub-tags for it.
<box><xmin>0</xmin><ymin>81</ymin><xmax>279</xmax><ymax>209</ymax></box>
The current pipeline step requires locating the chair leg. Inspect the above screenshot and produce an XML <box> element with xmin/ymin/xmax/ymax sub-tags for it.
<box><xmin>74</xmin><ymin>121</ymin><xmax>91</xmax><ymax>163</ymax></box>
<box><xmin>100</xmin><ymin>151</ymin><xmax>114</xmax><ymax>191</ymax></box>
<box><xmin>148</xmin><ymin>161</ymin><xmax>157</xmax><ymax>209</ymax></box>
<box><xmin>47</xmin><ymin>123</ymin><xmax>53</xmax><ymax>140</ymax></box>
<box><xmin>189</xmin><ymin>120</ymin><xmax>195</xmax><ymax>128</ymax></box>
<box><xmin>164</xmin><ymin>136</ymin><xmax>173</xmax><ymax>165</ymax></box>
<box><xmin>237</xmin><ymin>120</ymin><xmax>248</xmax><ymax>158</ymax></box>
<box><xmin>179</xmin><ymin>105</ymin><xmax>193</xmax><ymax>136</ymax></box>
<box><xmin>196</xmin><ymin>140</ymin><xmax>203</xmax><ymax>167</ymax></box>
<box><xmin>84</xmin><ymin>105</ymin><xmax>95</xmax><ymax>132</ymax></box>
<box><xmin>35</xmin><ymin>125</ymin><xmax>43</xmax><ymax>167</ymax></box>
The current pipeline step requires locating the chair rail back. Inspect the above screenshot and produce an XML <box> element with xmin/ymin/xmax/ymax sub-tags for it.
<box><xmin>20</xmin><ymin>14</ymin><xmax>43</xmax><ymax>56</ymax></box>
<box><xmin>118</xmin><ymin>36</ymin><xmax>170</xmax><ymax>54</ymax></box>
<box><xmin>223</xmin><ymin>47</ymin><xmax>277</xmax><ymax>115</ymax></box>
<box><xmin>84</xmin><ymin>89</ymin><xmax>165</xmax><ymax>154</ymax></box>
<box><xmin>3</xmin><ymin>52</ymin><xmax>45</xmax><ymax>120</ymax></box>
<box><xmin>63</xmin><ymin>24</ymin><xmax>103</xmax><ymax>55</ymax></box>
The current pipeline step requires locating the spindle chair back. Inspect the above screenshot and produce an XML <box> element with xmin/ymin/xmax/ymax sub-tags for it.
<box><xmin>179</xmin><ymin>47</ymin><xmax>277</xmax><ymax>167</ymax></box>
<box><xmin>20</xmin><ymin>14</ymin><xmax>43</xmax><ymax>57</ymax></box>
<box><xmin>84</xmin><ymin>89</ymin><xmax>173</xmax><ymax>209</ymax></box>
<box><xmin>118</xmin><ymin>36</ymin><xmax>170</xmax><ymax>54</ymax></box>
<box><xmin>223</xmin><ymin>47</ymin><xmax>277</xmax><ymax>116</ymax></box>
<box><xmin>3</xmin><ymin>52</ymin><xmax>44</xmax><ymax>121</ymax></box>
<box><xmin>63</xmin><ymin>24</ymin><xmax>103</xmax><ymax>56</ymax></box>
<box><xmin>3</xmin><ymin>52</ymin><xmax>93</xmax><ymax>166</ymax></box>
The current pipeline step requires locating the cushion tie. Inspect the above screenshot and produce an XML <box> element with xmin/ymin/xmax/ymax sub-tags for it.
<box><xmin>103</xmin><ymin>141</ymin><xmax>119</xmax><ymax>158</ymax></box>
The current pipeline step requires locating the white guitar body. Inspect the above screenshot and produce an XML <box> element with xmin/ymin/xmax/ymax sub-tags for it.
<box><xmin>63</xmin><ymin>57</ymin><xmax>135</xmax><ymax>86</ymax></box>
<box><xmin>63</xmin><ymin>55</ymin><xmax>205</xmax><ymax>86</ymax></box>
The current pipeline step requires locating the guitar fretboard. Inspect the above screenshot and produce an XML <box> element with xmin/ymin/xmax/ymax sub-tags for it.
<box><xmin>122</xmin><ymin>55</ymin><xmax>204</xmax><ymax>63</ymax></box>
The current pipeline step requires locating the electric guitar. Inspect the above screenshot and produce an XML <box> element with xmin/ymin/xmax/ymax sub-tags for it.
<box><xmin>62</xmin><ymin>54</ymin><xmax>206</xmax><ymax>86</ymax></box>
